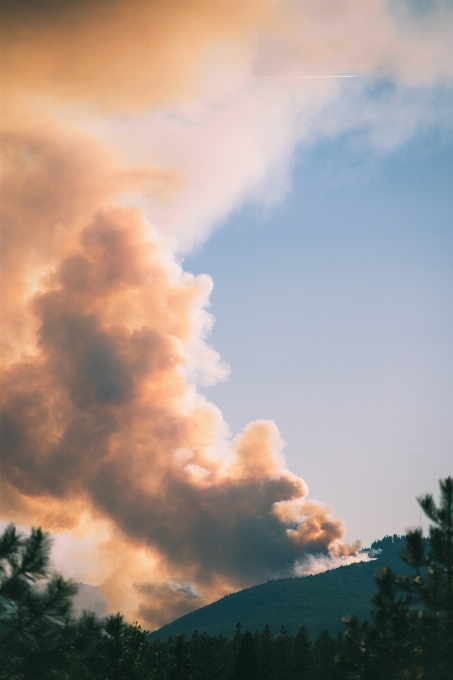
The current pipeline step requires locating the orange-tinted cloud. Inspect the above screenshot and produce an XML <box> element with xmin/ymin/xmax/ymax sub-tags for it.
<box><xmin>4</xmin><ymin>0</ymin><xmax>451</xmax><ymax>629</ymax></box>
<box><xmin>0</xmin><ymin>0</ymin><xmax>275</xmax><ymax>120</ymax></box>
<box><xmin>0</xmin><ymin>129</ymin><xmax>356</xmax><ymax>626</ymax></box>
<box><xmin>3</xmin><ymin>0</ymin><xmax>451</xmax><ymax>124</ymax></box>
<box><xmin>0</xmin><ymin>127</ymin><xmax>183</xmax><ymax>365</ymax></box>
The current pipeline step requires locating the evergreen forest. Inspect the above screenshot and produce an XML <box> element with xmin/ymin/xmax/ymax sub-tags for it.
<box><xmin>148</xmin><ymin>534</ymin><xmax>407</xmax><ymax>642</ymax></box>
<box><xmin>0</xmin><ymin>477</ymin><xmax>451</xmax><ymax>679</ymax></box>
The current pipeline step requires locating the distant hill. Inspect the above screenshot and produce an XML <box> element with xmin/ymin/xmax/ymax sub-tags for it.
<box><xmin>147</xmin><ymin>535</ymin><xmax>408</xmax><ymax>642</ymax></box>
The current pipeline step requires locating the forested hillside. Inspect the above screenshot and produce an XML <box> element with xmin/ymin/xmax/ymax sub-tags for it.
<box><xmin>148</xmin><ymin>536</ymin><xmax>406</xmax><ymax>641</ymax></box>
<box><xmin>1</xmin><ymin>477</ymin><xmax>451</xmax><ymax>678</ymax></box>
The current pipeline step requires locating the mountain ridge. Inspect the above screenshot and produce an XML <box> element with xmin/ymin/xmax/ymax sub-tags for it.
<box><xmin>147</xmin><ymin>535</ymin><xmax>407</xmax><ymax>641</ymax></box>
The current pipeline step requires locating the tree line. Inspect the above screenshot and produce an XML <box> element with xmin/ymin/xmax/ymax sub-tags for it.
<box><xmin>1</xmin><ymin>477</ymin><xmax>452</xmax><ymax>679</ymax></box>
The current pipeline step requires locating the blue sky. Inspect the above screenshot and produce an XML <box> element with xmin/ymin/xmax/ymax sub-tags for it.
<box><xmin>186</xmin><ymin>128</ymin><xmax>453</xmax><ymax>546</ymax></box>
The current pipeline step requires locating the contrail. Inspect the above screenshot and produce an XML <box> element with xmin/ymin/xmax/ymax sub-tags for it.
<box><xmin>256</xmin><ymin>75</ymin><xmax>358</xmax><ymax>79</ymax></box>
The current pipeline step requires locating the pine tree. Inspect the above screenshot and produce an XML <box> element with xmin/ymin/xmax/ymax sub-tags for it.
<box><xmin>340</xmin><ymin>476</ymin><xmax>453</xmax><ymax>680</ymax></box>
<box><xmin>86</xmin><ymin>613</ymin><xmax>152</xmax><ymax>680</ymax></box>
<box><xmin>0</xmin><ymin>524</ymin><xmax>82</xmax><ymax>680</ymax></box>
<box><xmin>293</xmin><ymin>626</ymin><xmax>316</xmax><ymax>680</ymax></box>
<box><xmin>258</xmin><ymin>623</ymin><xmax>276</xmax><ymax>680</ymax></box>
<box><xmin>314</xmin><ymin>630</ymin><xmax>339</xmax><ymax>680</ymax></box>
<box><xmin>275</xmin><ymin>625</ymin><xmax>293</xmax><ymax>680</ymax></box>
<box><xmin>167</xmin><ymin>633</ymin><xmax>192</xmax><ymax>680</ymax></box>
<box><xmin>232</xmin><ymin>629</ymin><xmax>260</xmax><ymax>680</ymax></box>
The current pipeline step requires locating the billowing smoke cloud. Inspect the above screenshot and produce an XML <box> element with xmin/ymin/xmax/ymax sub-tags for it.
<box><xmin>1</xmin><ymin>0</ymin><xmax>452</xmax><ymax>628</ymax></box>
<box><xmin>0</xmin><ymin>129</ymin><xmax>354</xmax><ymax>626</ymax></box>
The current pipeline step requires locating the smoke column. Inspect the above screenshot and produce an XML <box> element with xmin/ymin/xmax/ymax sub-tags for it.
<box><xmin>1</xmin><ymin>0</ymin><xmax>452</xmax><ymax>627</ymax></box>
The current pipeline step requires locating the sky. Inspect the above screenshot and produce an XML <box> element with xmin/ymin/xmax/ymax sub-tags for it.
<box><xmin>186</xmin><ymin>129</ymin><xmax>453</xmax><ymax>548</ymax></box>
<box><xmin>1</xmin><ymin>0</ymin><xmax>452</xmax><ymax>629</ymax></box>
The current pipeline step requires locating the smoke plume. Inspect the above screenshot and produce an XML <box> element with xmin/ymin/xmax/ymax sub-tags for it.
<box><xmin>0</xmin><ymin>126</ymin><xmax>355</xmax><ymax>625</ymax></box>
<box><xmin>1</xmin><ymin>0</ymin><xmax>452</xmax><ymax>628</ymax></box>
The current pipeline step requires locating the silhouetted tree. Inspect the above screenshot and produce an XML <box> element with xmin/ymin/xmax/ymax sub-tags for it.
<box><xmin>293</xmin><ymin>626</ymin><xmax>316</xmax><ymax>680</ymax></box>
<box><xmin>232</xmin><ymin>629</ymin><xmax>260</xmax><ymax>680</ymax></box>
<box><xmin>314</xmin><ymin>630</ymin><xmax>341</xmax><ymax>680</ymax></box>
<box><xmin>0</xmin><ymin>524</ymin><xmax>151</xmax><ymax>680</ymax></box>
<box><xmin>166</xmin><ymin>633</ymin><xmax>192</xmax><ymax>680</ymax></box>
<box><xmin>85</xmin><ymin>613</ymin><xmax>152</xmax><ymax>680</ymax></box>
<box><xmin>0</xmin><ymin>524</ymin><xmax>84</xmax><ymax>679</ymax></box>
<box><xmin>340</xmin><ymin>476</ymin><xmax>453</xmax><ymax>680</ymax></box>
<box><xmin>258</xmin><ymin>623</ymin><xmax>276</xmax><ymax>680</ymax></box>
<box><xmin>275</xmin><ymin>625</ymin><xmax>293</xmax><ymax>680</ymax></box>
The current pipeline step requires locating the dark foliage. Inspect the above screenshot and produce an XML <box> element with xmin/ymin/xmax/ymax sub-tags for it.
<box><xmin>148</xmin><ymin>536</ymin><xmax>407</xmax><ymax>642</ymax></box>
<box><xmin>0</xmin><ymin>524</ymin><xmax>152</xmax><ymax>680</ymax></box>
<box><xmin>0</xmin><ymin>523</ymin><xmax>343</xmax><ymax>679</ymax></box>
<box><xmin>1</xmin><ymin>477</ymin><xmax>451</xmax><ymax>678</ymax></box>
<box><xmin>0</xmin><ymin>524</ymin><xmax>81</xmax><ymax>679</ymax></box>
<box><xmin>340</xmin><ymin>476</ymin><xmax>453</xmax><ymax>680</ymax></box>
<box><xmin>148</xmin><ymin>624</ymin><xmax>343</xmax><ymax>680</ymax></box>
